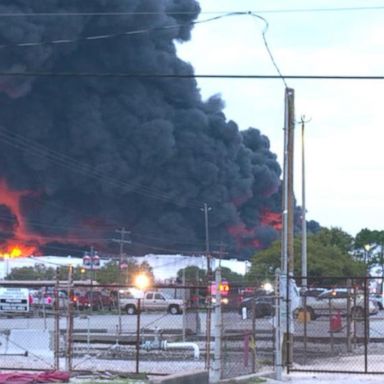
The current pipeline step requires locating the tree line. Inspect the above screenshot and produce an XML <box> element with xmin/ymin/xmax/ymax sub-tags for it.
<box><xmin>4</xmin><ymin>227</ymin><xmax>383</xmax><ymax>287</ymax></box>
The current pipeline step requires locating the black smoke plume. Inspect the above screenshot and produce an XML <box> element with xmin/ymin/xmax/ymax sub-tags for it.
<box><xmin>0</xmin><ymin>0</ymin><xmax>283</xmax><ymax>259</ymax></box>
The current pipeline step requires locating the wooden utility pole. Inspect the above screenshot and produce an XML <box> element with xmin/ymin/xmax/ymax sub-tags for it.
<box><xmin>112</xmin><ymin>227</ymin><xmax>131</xmax><ymax>284</ymax></box>
<box><xmin>112</xmin><ymin>228</ymin><xmax>131</xmax><ymax>333</ymax></box>
<box><xmin>201</xmin><ymin>203</ymin><xmax>212</xmax><ymax>370</ymax></box>
<box><xmin>281</xmin><ymin>87</ymin><xmax>295</xmax><ymax>369</ymax></box>
<box><xmin>300</xmin><ymin>115</ymin><xmax>310</xmax><ymax>289</ymax></box>
<box><xmin>202</xmin><ymin>204</ymin><xmax>212</xmax><ymax>279</ymax></box>
<box><xmin>286</xmin><ymin>88</ymin><xmax>295</xmax><ymax>276</ymax></box>
<box><xmin>281</xmin><ymin>88</ymin><xmax>295</xmax><ymax>274</ymax></box>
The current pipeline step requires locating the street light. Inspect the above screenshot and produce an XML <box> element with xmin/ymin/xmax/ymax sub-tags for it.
<box><xmin>364</xmin><ymin>244</ymin><xmax>372</xmax><ymax>274</ymax></box>
<box><xmin>201</xmin><ymin>203</ymin><xmax>212</xmax><ymax>280</ymax></box>
<box><xmin>134</xmin><ymin>273</ymin><xmax>150</xmax><ymax>291</ymax></box>
<box><xmin>262</xmin><ymin>281</ymin><xmax>273</xmax><ymax>293</ymax></box>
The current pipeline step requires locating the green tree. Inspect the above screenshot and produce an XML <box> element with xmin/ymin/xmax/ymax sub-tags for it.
<box><xmin>247</xmin><ymin>227</ymin><xmax>364</xmax><ymax>286</ymax></box>
<box><xmin>176</xmin><ymin>266</ymin><xmax>206</xmax><ymax>284</ymax></box>
<box><xmin>220</xmin><ymin>266</ymin><xmax>245</xmax><ymax>284</ymax></box>
<box><xmin>6</xmin><ymin>264</ymin><xmax>92</xmax><ymax>281</ymax></box>
<box><xmin>6</xmin><ymin>266</ymin><xmax>44</xmax><ymax>280</ymax></box>
<box><xmin>246</xmin><ymin>240</ymin><xmax>281</xmax><ymax>285</ymax></box>
<box><xmin>354</xmin><ymin>228</ymin><xmax>384</xmax><ymax>268</ymax></box>
<box><xmin>354</xmin><ymin>228</ymin><xmax>379</xmax><ymax>250</ymax></box>
<box><xmin>93</xmin><ymin>260</ymin><xmax>120</xmax><ymax>285</ymax></box>
<box><xmin>6</xmin><ymin>260</ymin><xmax>155</xmax><ymax>287</ymax></box>
<box><xmin>315</xmin><ymin>227</ymin><xmax>354</xmax><ymax>254</ymax></box>
<box><xmin>95</xmin><ymin>259</ymin><xmax>154</xmax><ymax>286</ymax></box>
<box><xmin>176</xmin><ymin>265</ymin><xmax>245</xmax><ymax>285</ymax></box>
<box><xmin>308</xmin><ymin>231</ymin><xmax>364</xmax><ymax>282</ymax></box>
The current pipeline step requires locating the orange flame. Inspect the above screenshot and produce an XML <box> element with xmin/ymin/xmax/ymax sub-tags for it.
<box><xmin>260</xmin><ymin>210</ymin><xmax>282</xmax><ymax>230</ymax></box>
<box><xmin>0</xmin><ymin>244</ymin><xmax>36</xmax><ymax>259</ymax></box>
<box><xmin>0</xmin><ymin>180</ymin><xmax>42</xmax><ymax>256</ymax></box>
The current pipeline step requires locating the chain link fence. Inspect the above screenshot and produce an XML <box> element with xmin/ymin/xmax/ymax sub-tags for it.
<box><xmin>291</xmin><ymin>276</ymin><xmax>384</xmax><ymax>374</ymax></box>
<box><xmin>220</xmin><ymin>284</ymin><xmax>275</xmax><ymax>380</ymax></box>
<box><xmin>0</xmin><ymin>281</ymin><xmax>209</xmax><ymax>377</ymax></box>
<box><xmin>0</xmin><ymin>279</ymin><xmax>277</xmax><ymax>380</ymax></box>
<box><xmin>0</xmin><ymin>281</ymin><xmax>63</xmax><ymax>371</ymax></box>
<box><xmin>4</xmin><ymin>275</ymin><xmax>384</xmax><ymax>379</ymax></box>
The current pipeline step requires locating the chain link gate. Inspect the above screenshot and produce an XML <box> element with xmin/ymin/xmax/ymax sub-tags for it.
<box><xmin>68</xmin><ymin>283</ymin><xmax>207</xmax><ymax>376</ymax></box>
<box><xmin>0</xmin><ymin>279</ymin><xmax>65</xmax><ymax>372</ymax></box>
<box><xmin>290</xmin><ymin>276</ymin><xmax>384</xmax><ymax>375</ymax></box>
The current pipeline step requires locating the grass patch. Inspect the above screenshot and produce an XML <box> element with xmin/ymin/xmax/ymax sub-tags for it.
<box><xmin>71</xmin><ymin>373</ymin><xmax>149</xmax><ymax>384</ymax></box>
<box><xmin>73</xmin><ymin>380</ymin><xmax>148</xmax><ymax>384</ymax></box>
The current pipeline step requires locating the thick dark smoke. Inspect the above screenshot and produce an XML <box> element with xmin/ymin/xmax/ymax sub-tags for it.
<box><xmin>0</xmin><ymin>0</ymin><xmax>283</xmax><ymax>259</ymax></box>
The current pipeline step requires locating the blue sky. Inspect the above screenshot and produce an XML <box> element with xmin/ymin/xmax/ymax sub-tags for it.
<box><xmin>177</xmin><ymin>0</ymin><xmax>384</xmax><ymax>236</ymax></box>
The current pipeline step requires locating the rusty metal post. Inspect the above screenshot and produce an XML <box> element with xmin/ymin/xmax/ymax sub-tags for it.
<box><xmin>206</xmin><ymin>301</ymin><xmax>212</xmax><ymax>369</ymax></box>
<box><xmin>346</xmin><ymin>280</ymin><xmax>352</xmax><ymax>352</ymax></box>
<box><xmin>54</xmin><ymin>267</ymin><xmax>60</xmax><ymax>370</ymax></box>
<box><xmin>364</xmin><ymin>275</ymin><xmax>369</xmax><ymax>373</ymax></box>
<box><xmin>135</xmin><ymin>298</ymin><xmax>141</xmax><ymax>374</ymax></box>
<box><xmin>251</xmin><ymin>297</ymin><xmax>256</xmax><ymax>373</ymax></box>
<box><xmin>65</xmin><ymin>265</ymin><xmax>74</xmax><ymax>372</ymax></box>
<box><xmin>303</xmin><ymin>295</ymin><xmax>308</xmax><ymax>364</ymax></box>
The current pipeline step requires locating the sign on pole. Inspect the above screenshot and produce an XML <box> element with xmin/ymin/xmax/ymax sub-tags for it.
<box><xmin>0</xmin><ymin>287</ymin><xmax>29</xmax><ymax>312</ymax></box>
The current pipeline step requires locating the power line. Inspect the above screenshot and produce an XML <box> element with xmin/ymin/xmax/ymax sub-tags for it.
<box><xmin>0</xmin><ymin>12</ymin><xmax>253</xmax><ymax>50</ymax></box>
<box><xmin>0</xmin><ymin>71</ymin><xmax>381</xmax><ymax>80</ymax></box>
<box><xmin>0</xmin><ymin>127</ymin><xmax>202</xmax><ymax>209</ymax></box>
<box><xmin>233</xmin><ymin>6</ymin><xmax>384</xmax><ymax>14</ymax></box>
<box><xmin>0</xmin><ymin>10</ymin><xmax>286</xmax><ymax>85</ymax></box>
<box><xmin>0</xmin><ymin>6</ymin><xmax>383</xmax><ymax>17</ymax></box>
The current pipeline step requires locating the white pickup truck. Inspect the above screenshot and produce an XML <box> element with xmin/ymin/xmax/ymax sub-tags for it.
<box><xmin>119</xmin><ymin>291</ymin><xmax>183</xmax><ymax>315</ymax></box>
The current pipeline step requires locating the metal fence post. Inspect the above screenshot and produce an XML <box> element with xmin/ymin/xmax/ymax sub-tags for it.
<box><xmin>364</xmin><ymin>275</ymin><xmax>369</xmax><ymax>373</ymax></box>
<box><xmin>135</xmin><ymin>298</ymin><xmax>141</xmax><ymax>374</ymax></box>
<box><xmin>274</xmin><ymin>269</ymin><xmax>282</xmax><ymax>381</ymax></box>
<box><xmin>65</xmin><ymin>265</ymin><xmax>74</xmax><ymax>372</ymax></box>
<box><xmin>346</xmin><ymin>279</ymin><xmax>352</xmax><ymax>352</ymax></box>
<box><xmin>205</xmin><ymin>299</ymin><xmax>212</xmax><ymax>369</ymax></box>
<box><xmin>210</xmin><ymin>268</ymin><xmax>222</xmax><ymax>383</ymax></box>
<box><xmin>117</xmin><ymin>290</ymin><xmax>122</xmax><ymax>334</ymax></box>
<box><xmin>182</xmin><ymin>270</ymin><xmax>186</xmax><ymax>342</ymax></box>
<box><xmin>54</xmin><ymin>268</ymin><xmax>60</xmax><ymax>370</ymax></box>
<box><xmin>303</xmin><ymin>294</ymin><xmax>308</xmax><ymax>364</ymax></box>
<box><xmin>251</xmin><ymin>297</ymin><xmax>256</xmax><ymax>373</ymax></box>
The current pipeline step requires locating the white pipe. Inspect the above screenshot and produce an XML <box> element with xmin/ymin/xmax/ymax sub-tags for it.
<box><xmin>162</xmin><ymin>340</ymin><xmax>200</xmax><ymax>359</ymax></box>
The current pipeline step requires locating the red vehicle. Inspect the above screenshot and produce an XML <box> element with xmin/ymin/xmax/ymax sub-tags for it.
<box><xmin>207</xmin><ymin>281</ymin><xmax>242</xmax><ymax>311</ymax></box>
<box><xmin>209</xmin><ymin>280</ymin><xmax>230</xmax><ymax>298</ymax></box>
<box><xmin>73</xmin><ymin>291</ymin><xmax>114</xmax><ymax>311</ymax></box>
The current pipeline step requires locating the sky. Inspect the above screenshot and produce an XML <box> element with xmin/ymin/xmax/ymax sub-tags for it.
<box><xmin>176</xmin><ymin>0</ymin><xmax>384</xmax><ymax>237</ymax></box>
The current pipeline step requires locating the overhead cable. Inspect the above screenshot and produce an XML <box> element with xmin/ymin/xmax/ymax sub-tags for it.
<box><xmin>0</xmin><ymin>6</ymin><xmax>383</xmax><ymax>17</ymax></box>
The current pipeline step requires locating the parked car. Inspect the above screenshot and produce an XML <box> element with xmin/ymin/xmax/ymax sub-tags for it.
<box><xmin>30</xmin><ymin>290</ymin><xmax>53</xmax><ymax>308</ymax></box>
<box><xmin>369</xmin><ymin>293</ymin><xmax>384</xmax><ymax>310</ymax></box>
<box><xmin>298</xmin><ymin>288</ymin><xmax>327</xmax><ymax>307</ymax></box>
<box><xmin>30</xmin><ymin>289</ymin><xmax>69</xmax><ymax>310</ymax></box>
<box><xmin>208</xmin><ymin>289</ymin><xmax>243</xmax><ymax>312</ymax></box>
<box><xmin>298</xmin><ymin>288</ymin><xmax>378</xmax><ymax>320</ymax></box>
<box><xmin>73</xmin><ymin>291</ymin><xmax>114</xmax><ymax>311</ymax></box>
<box><xmin>239</xmin><ymin>290</ymin><xmax>275</xmax><ymax>319</ymax></box>
<box><xmin>119</xmin><ymin>291</ymin><xmax>184</xmax><ymax>315</ymax></box>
